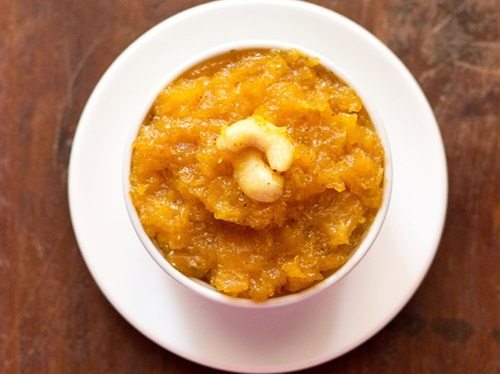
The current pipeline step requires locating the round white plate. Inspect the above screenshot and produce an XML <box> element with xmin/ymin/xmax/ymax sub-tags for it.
<box><xmin>68</xmin><ymin>1</ymin><xmax>447</xmax><ymax>372</ymax></box>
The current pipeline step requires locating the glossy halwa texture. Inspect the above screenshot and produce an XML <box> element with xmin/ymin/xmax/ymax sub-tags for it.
<box><xmin>130</xmin><ymin>49</ymin><xmax>385</xmax><ymax>301</ymax></box>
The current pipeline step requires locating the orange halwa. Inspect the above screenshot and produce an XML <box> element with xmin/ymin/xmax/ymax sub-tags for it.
<box><xmin>130</xmin><ymin>49</ymin><xmax>385</xmax><ymax>301</ymax></box>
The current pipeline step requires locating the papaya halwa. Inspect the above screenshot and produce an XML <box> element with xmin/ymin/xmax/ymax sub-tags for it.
<box><xmin>130</xmin><ymin>49</ymin><xmax>385</xmax><ymax>301</ymax></box>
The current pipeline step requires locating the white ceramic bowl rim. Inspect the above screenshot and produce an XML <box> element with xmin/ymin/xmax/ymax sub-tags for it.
<box><xmin>122</xmin><ymin>39</ymin><xmax>393</xmax><ymax>308</ymax></box>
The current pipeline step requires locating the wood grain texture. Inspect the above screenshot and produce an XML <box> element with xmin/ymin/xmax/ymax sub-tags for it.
<box><xmin>1</xmin><ymin>0</ymin><xmax>498</xmax><ymax>372</ymax></box>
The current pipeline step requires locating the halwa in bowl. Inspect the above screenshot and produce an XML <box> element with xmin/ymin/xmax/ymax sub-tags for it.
<box><xmin>124</xmin><ymin>42</ymin><xmax>392</xmax><ymax>306</ymax></box>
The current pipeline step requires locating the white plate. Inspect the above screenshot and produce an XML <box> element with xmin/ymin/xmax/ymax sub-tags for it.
<box><xmin>68</xmin><ymin>1</ymin><xmax>448</xmax><ymax>372</ymax></box>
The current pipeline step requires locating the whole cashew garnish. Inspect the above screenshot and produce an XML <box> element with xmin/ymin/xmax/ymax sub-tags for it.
<box><xmin>216</xmin><ymin>116</ymin><xmax>294</xmax><ymax>203</ymax></box>
<box><xmin>216</xmin><ymin>116</ymin><xmax>294</xmax><ymax>172</ymax></box>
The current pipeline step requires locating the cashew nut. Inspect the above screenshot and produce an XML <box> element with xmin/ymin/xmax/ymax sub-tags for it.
<box><xmin>216</xmin><ymin>116</ymin><xmax>294</xmax><ymax>172</ymax></box>
<box><xmin>233</xmin><ymin>149</ymin><xmax>284</xmax><ymax>203</ymax></box>
<box><xmin>216</xmin><ymin>116</ymin><xmax>294</xmax><ymax>203</ymax></box>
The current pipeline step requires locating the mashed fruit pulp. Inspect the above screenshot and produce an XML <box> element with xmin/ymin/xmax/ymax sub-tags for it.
<box><xmin>130</xmin><ymin>49</ymin><xmax>385</xmax><ymax>301</ymax></box>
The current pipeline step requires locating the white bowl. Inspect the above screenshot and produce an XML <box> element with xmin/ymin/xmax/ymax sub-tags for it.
<box><xmin>123</xmin><ymin>40</ymin><xmax>393</xmax><ymax>308</ymax></box>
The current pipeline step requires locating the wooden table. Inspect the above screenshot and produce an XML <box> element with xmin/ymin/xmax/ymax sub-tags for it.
<box><xmin>2</xmin><ymin>1</ymin><xmax>498</xmax><ymax>372</ymax></box>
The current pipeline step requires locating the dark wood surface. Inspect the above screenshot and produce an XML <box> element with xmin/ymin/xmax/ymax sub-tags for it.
<box><xmin>1</xmin><ymin>0</ymin><xmax>498</xmax><ymax>372</ymax></box>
